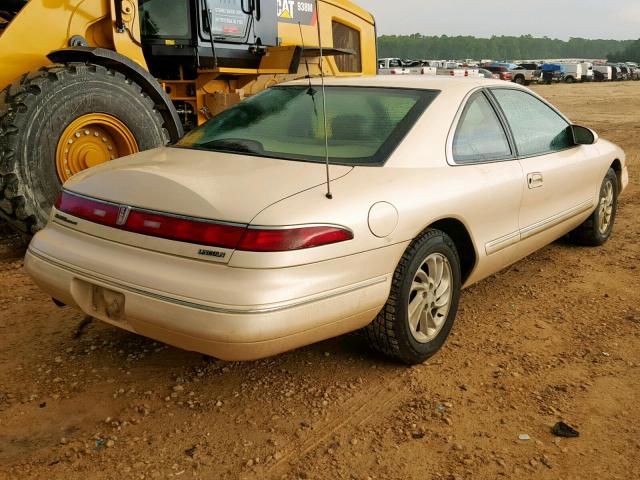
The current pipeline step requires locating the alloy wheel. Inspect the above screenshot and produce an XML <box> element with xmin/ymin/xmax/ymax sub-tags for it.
<box><xmin>598</xmin><ymin>179</ymin><xmax>615</xmax><ymax>234</ymax></box>
<box><xmin>408</xmin><ymin>253</ymin><xmax>453</xmax><ymax>343</ymax></box>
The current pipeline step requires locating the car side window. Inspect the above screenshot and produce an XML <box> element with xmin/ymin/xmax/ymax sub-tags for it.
<box><xmin>491</xmin><ymin>89</ymin><xmax>574</xmax><ymax>157</ymax></box>
<box><xmin>453</xmin><ymin>92</ymin><xmax>512</xmax><ymax>164</ymax></box>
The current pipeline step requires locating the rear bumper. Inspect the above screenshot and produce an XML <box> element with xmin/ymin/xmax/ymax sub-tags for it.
<box><xmin>25</xmin><ymin>226</ymin><xmax>400</xmax><ymax>361</ymax></box>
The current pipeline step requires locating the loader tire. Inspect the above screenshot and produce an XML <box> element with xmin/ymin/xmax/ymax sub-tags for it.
<box><xmin>0</xmin><ymin>63</ymin><xmax>169</xmax><ymax>235</ymax></box>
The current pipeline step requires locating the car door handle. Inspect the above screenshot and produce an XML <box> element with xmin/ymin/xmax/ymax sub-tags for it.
<box><xmin>527</xmin><ymin>172</ymin><xmax>544</xmax><ymax>189</ymax></box>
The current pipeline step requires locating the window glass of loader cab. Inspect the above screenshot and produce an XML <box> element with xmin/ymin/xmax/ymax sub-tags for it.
<box><xmin>332</xmin><ymin>22</ymin><xmax>362</xmax><ymax>73</ymax></box>
<box><xmin>177</xmin><ymin>86</ymin><xmax>439</xmax><ymax>166</ymax></box>
<box><xmin>491</xmin><ymin>89</ymin><xmax>574</xmax><ymax>157</ymax></box>
<box><xmin>453</xmin><ymin>92</ymin><xmax>512</xmax><ymax>164</ymax></box>
<box><xmin>140</xmin><ymin>0</ymin><xmax>190</xmax><ymax>39</ymax></box>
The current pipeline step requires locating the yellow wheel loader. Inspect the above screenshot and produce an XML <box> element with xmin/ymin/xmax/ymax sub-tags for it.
<box><xmin>0</xmin><ymin>0</ymin><xmax>376</xmax><ymax>234</ymax></box>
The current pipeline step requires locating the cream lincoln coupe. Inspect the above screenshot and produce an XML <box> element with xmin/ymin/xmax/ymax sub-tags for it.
<box><xmin>26</xmin><ymin>76</ymin><xmax>628</xmax><ymax>364</ymax></box>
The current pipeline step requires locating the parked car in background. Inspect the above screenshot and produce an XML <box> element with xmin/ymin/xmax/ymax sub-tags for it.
<box><xmin>627</xmin><ymin>66</ymin><xmax>640</xmax><ymax>81</ymax></box>
<box><xmin>378</xmin><ymin>58</ymin><xmax>421</xmax><ymax>75</ymax></box>
<box><xmin>378</xmin><ymin>59</ymin><xmax>437</xmax><ymax>76</ymax></box>
<box><xmin>378</xmin><ymin>58</ymin><xmax>408</xmax><ymax>75</ymax></box>
<box><xmin>580</xmin><ymin>62</ymin><xmax>595</xmax><ymax>82</ymax></box>
<box><xmin>25</xmin><ymin>77</ymin><xmax>628</xmax><ymax>364</ymax></box>
<box><xmin>439</xmin><ymin>67</ymin><xmax>481</xmax><ymax>78</ymax></box>
<box><xmin>593</xmin><ymin>65</ymin><xmax>612</xmax><ymax>82</ymax></box>
<box><xmin>478</xmin><ymin>68</ymin><xmax>499</xmax><ymax>79</ymax></box>
<box><xmin>609</xmin><ymin>65</ymin><xmax>623</xmax><ymax>81</ymax></box>
<box><xmin>539</xmin><ymin>64</ymin><xmax>566</xmax><ymax>84</ymax></box>
<box><xmin>511</xmin><ymin>63</ymin><xmax>541</xmax><ymax>85</ymax></box>
<box><xmin>618</xmin><ymin>65</ymin><xmax>630</xmax><ymax>80</ymax></box>
<box><xmin>482</xmin><ymin>65</ymin><xmax>513</xmax><ymax>81</ymax></box>
<box><xmin>562</xmin><ymin>64</ymin><xmax>584</xmax><ymax>83</ymax></box>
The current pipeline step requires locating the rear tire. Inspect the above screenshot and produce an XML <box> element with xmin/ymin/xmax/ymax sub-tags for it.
<box><xmin>568</xmin><ymin>168</ymin><xmax>619</xmax><ymax>246</ymax></box>
<box><xmin>0</xmin><ymin>63</ymin><xmax>169</xmax><ymax>234</ymax></box>
<box><xmin>565</xmin><ymin>76</ymin><xmax>575</xmax><ymax>84</ymax></box>
<box><xmin>514</xmin><ymin>75</ymin><xmax>525</xmax><ymax>85</ymax></box>
<box><xmin>364</xmin><ymin>229</ymin><xmax>462</xmax><ymax>365</ymax></box>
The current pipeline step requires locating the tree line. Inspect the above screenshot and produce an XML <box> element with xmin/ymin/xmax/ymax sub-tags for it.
<box><xmin>377</xmin><ymin>34</ymin><xmax>638</xmax><ymax>61</ymax></box>
<box><xmin>608</xmin><ymin>39</ymin><xmax>640</xmax><ymax>62</ymax></box>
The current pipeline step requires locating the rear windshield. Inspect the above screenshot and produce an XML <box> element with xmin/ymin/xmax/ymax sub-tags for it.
<box><xmin>176</xmin><ymin>86</ymin><xmax>438</xmax><ymax>166</ymax></box>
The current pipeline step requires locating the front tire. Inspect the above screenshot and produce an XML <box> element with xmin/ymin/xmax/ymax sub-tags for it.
<box><xmin>0</xmin><ymin>63</ymin><xmax>169</xmax><ymax>234</ymax></box>
<box><xmin>569</xmin><ymin>168</ymin><xmax>619</xmax><ymax>246</ymax></box>
<box><xmin>364</xmin><ymin>229</ymin><xmax>462</xmax><ymax>364</ymax></box>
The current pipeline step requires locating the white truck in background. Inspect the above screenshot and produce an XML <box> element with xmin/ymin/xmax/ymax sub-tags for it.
<box><xmin>378</xmin><ymin>58</ymin><xmax>410</xmax><ymax>75</ymax></box>
<box><xmin>561</xmin><ymin>63</ymin><xmax>582</xmax><ymax>83</ymax></box>
<box><xmin>378</xmin><ymin>58</ymin><xmax>437</xmax><ymax>76</ymax></box>
<box><xmin>593</xmin><ymin>65</ymin><xmax>613</xmax><ymax>81</ymax></box>
<box><xmin>561</xmin><ymin>63</ymin><xmax>594</xmax><ymax>83</ymax></box>
<box><xmin>440</xmin><ymin>67</ymin><xmax>481</xmax><ymax>78</ymax></box>
<box><xmin>378</xmin><ymin>58</ymin><xmax>480</xmax><ymax>78</ymax></box>
<box><xmin>579</xmin><ymin>62</ymin><xmax>594</xmax><ymax>82</ymax></box>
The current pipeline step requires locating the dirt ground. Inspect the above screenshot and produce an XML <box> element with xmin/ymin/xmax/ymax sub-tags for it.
<box><xmin>1</xmin><ymin>82</ymin><xmax>639</xmax><ymax>480</ymax></box>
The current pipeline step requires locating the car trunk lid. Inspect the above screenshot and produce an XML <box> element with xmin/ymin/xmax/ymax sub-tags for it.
<box><xmin>58</xmin><ymin>147</ymin><xmax>352</xmax><ymax>263</ymax></box>
<box><xmin>64</xmin><ymin>147</ymin><xmax>352</xmax><ymax>223</ymax></box>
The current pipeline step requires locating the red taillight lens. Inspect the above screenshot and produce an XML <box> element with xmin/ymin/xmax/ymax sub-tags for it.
<box><xmin>125</xmin><ymin>210</ymin><xmax>246</xmax><ymax>249</ymax></box>
<box><xmin>55</xmin><ymin>191</ymin><xmax>353</xmax><ymax>252</ymax></box>
<box><xmin>56</xmin><ymin>191</ymin><xmax>120</xmax><ymax>226</ymax></box>
<box><xmin>55</xmin><ymin>191</ymin><xmax>245</xmax><ymax>249</ymax></box>
<box><xmin>237</xmin><ymin>226</ymin><xmax>353</xmax><ymax>252</ymax></box>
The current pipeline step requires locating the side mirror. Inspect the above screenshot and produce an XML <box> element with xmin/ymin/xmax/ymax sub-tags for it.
<box><xmin>572</xmin><ymin>125</ymin><xmax>598</xmax><ymax>145</ymax></box>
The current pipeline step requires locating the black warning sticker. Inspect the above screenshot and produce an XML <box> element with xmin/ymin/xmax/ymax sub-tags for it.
<box><xmin>277</xmin><ymin>0</ymin><xmax>317</xmax><ymax>25</ymax></box>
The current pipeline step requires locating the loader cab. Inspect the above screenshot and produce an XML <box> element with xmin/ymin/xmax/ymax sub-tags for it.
<box><xmin>139</xmin><ymin>0</ymin><xmax>278</xmax><ymax>74</ymax></box>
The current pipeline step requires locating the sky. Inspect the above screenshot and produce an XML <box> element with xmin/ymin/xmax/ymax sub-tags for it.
<box><xmin>364</xmin><ymin>0</ymin><xmax>640</xmax><ymax>40</ymax></box>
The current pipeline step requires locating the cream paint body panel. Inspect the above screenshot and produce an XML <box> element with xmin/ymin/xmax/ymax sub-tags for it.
<box><xmin>243</xmin><ymin>161</ymin><xmax>524</xmax><ymax>287</ymax></box>
<box><xmin>29</xmin><ymin>222</ymin><xmax>406</xmax><ymax>308</ymax></box>
<box><xmin>516</xmin><ymin>140</ymin><xmax>623</xmax><ymax>259</ymax></box>
<box><xmin>25</xmin><ymin>249</ymin><xmax>388</xmax><ymax>361</ymax></box>
<box><xmin>63</xmin><ymin>147</ymin><xmax>353</xmax><ymax>223</ymax></box>
<box><xmin>517</xmin><ymin>146</ymin><xmax>597</xmax><ymax>258</ymax></box>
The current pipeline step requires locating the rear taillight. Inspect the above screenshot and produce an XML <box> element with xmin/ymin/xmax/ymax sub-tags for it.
<box><xmin>237</xmin><ymin>226</ymin><xmax>353</xmax><ymax>252</ymax></box>
<box><xmin>125</xmin><ymin>210</ymin><xmax>246</xmax><ymax>249</ymax></box>
<box><xmin>55</xmin><ymin>190</ymin><xmax>120</xmax><ymax>226</ymax></box>
<box><xmin>55</xmin><ymin>191</ymin><xmax>353</xmax><ymax>251</ymax></box>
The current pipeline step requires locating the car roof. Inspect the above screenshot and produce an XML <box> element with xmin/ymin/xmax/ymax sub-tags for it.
<box><xmin>283</xmin><ymin>75</ymin><xmax>509</xmax><ymax>92</ymax></box>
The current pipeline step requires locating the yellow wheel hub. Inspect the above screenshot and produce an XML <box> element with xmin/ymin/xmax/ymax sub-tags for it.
<box><xmin>55</xmin><ymin>114</ymin><xmax>138</xmax><ymax>182</ymax></box>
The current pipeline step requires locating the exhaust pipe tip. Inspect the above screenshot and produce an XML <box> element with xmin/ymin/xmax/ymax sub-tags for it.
<box><xmin>52</xmin><ymin>298</ymin><xmax>66</xmax><ymax>308</ymax></box>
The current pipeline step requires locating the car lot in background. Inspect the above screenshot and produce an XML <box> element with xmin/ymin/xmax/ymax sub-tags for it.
<box><xmin>26</xmin><ymin>76</ymin><xmax>628</xmax><ymax>364</ymax></box>
<box><xmin>511</xmin><ymin>63</ymin><xmax>541</xmax><ymax>85</ymax></box>
<box><xmin>481</xmin><ymin>65</ymin><xmax>514</xmax><ymax>81</ymax></box>
<box><xmin>384</xmin><ymin>58</ymin><xmax>640</xmax><ymax>85</ymax></box>
<box><xmin>478</xmin><ymin>68</ymin><xmax>499</xmax><ymax>79</ymax></box>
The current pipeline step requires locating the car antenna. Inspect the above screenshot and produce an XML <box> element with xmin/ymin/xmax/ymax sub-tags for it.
<box><xmin>298</xmin><ymin>22</ymin><xmax>318</xmax><ymax>116</ymax></box>
<box><xmin>315</xmin><ymin>1</ymin><xmax>333</xmax><ymax>200</ymax></box>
